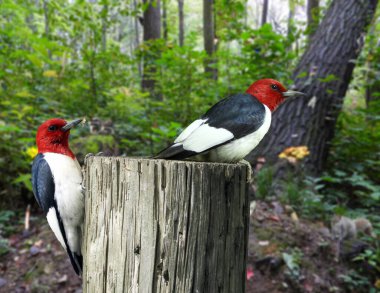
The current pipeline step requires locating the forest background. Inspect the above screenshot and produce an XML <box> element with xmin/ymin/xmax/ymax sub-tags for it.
<box><xmin>0</xmin><ymin>0</ymin><xmax>380</xmax><ymax>291</ymax></box>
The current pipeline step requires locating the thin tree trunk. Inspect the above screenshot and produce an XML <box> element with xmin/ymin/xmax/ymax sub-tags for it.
<box><xmin>203</xmin><ymin>0</ymin><xmax>217</xmax><ymax>80</ymax></box>
<box><xmin>42</xmin><ymin>0</ymin><xmax>51</xmax><ymax>59</ymax></box>
<box><xmin>250</xmin><ymin>0</ymin><xmax>378</xmax><ymax>176</ymax></box>
<box><xmin>142</xmin><ymin>0</ymin><xmax>161</xmax><ymax>94</ymax></box>
<box><xmin>307</xmin><ymin>0</ymin><xmax>319</xmax><ymax>38</ymax></box>
<box><xmin>287</xmin><ymin>0</ymin><xmax>295</xmax><ymax>38</ymax></box>
<box><xmin>178</xmin><ymin>0</ymin><xmax>184</xmax><ymax>46</ymax></box>
<box><xmin>101</xmin><ymin>3</ymin><xmax>108</xmax><ymax>51</ymax></box>
<box><xmin>133</xmin><ymin>0</ymin><xmax>142</xmax><ymax>78</ymax></box>
<box><xmin>162</xmin><ymin>0</ymin><xmax>168</xmax><ymax>41</ymax></box>
<box><xmin>261</xmin><ymin>0</ymin><xmax>269</xmax><ymax>26</ymax></box>
<box><xmin>365</xmin><ymin>19</ymin><xmax>380</xmax><ymax>107</ymax></box>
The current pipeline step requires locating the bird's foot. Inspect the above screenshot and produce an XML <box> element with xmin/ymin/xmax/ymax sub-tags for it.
<box><xmin>239</xmin><ymin>159</ymin><xmax>254</xmax><ymax>183</ymax></box>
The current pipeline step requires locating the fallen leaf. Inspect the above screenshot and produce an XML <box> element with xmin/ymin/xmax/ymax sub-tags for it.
<box><xmin>375</xmin><ymin>279</ymin><xmax>380</xmax><ymax>289</ymax></box>
<box><xmin>304</xmin><ymin>283</ymin><xmax>313</xmax><ymax>292</ymax></box>
<box><xmin>250</xmin><ymin>201</ymin><xmax>257</xmax><ymax>216</ymax></box>
<box><xmin>34</xmin><ymin>240</ymin><xmax>44</xmax><ymax>247</ymax></box>
<box><xmin>44</xmin><ymin>263</ymin><xmax>55</xmax><ymax>274</ymax></box>
<box><xmin>258</xmin><ymin>241</ymin><xmax>269</xmax><ymax>246</ymax></box>
<box><xmin>57</xmin><ymin>274</ymin><xmax>68</xmax><ymax>283</ymax></box>
<box><xmin>246</xmin><ymin>267</ymin><xmax>254</xmax><ymax>280</ymax></box>
<box><xmin>291</xmin><ymin>212</ymin><xmax>299</xmax><ymax>222</ymax></box>
<box><xmin>268</xmin><ymin>215</ymin><xmax>280</xmax><ymax>222</ymax></box>
<box><xmin>30</xmin><ymin>246</ymin><xmax>40</xmax><ymax>256</ymax></box>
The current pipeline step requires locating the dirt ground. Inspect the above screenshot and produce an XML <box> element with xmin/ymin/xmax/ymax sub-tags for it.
<box><xmin>0</xmin><ymin>201</ymin><xmax>375</xmax><ymax>292</ymax></box>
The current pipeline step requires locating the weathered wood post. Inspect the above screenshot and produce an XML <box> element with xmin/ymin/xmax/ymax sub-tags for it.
<box><xmin>83</xmin><ymin>157</ymin><xmax>249</xmax><ymax>293</ymax></box>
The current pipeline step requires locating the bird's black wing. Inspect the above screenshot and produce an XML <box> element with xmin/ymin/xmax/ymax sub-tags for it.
<box><xmin>202</xmin><ymin>93</ymin><xmax>266</xmax><ymax>139</ymax></box>
<box><xmin>155</xmin><ymin>93</ymin><xmax>266</xmax><ymax>159</ymax></box>
<box><xmin>31</xmin><ymin>154</ymin><xmax>82</xmax><ymax>275</ymax></box>
<box><xmin>32</xmin><ymin>154</ymin><xmax>55</xmax><ymax>214</ymax></box>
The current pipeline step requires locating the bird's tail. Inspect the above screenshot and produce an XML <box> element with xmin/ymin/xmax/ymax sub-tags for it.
<box><xmin>67</xmin><ymin>250</ymin><xmax>83</xmax><ymax>276</ymax></box>
<box><xmin>54</xmin><ymin>204</ymin><xmax>83</xmax><ymax>276</ymax></box>
<box><xmin>154</xmin><ymin>144</ymin><xmax>196</xmax><ymax>160</ymax></box>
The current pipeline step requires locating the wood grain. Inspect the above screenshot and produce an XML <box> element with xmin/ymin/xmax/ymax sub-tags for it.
<box><xmin>83</xmin><ymin>157</ymin><xmax>248</xmax><ymax>293</ymax></box>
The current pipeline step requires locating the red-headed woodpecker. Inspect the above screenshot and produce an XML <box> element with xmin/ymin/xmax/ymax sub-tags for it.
<box><xmin>155</xmin><ymin>79</ymin><xmax>305</xmax><ymax>162</ymax></box>
<box><xmin>31</xmin><ymin>118</ymin><xmax>84</xmax><ymax>275</ymax></box>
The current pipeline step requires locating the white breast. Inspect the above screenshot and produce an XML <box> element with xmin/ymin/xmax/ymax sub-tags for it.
<box><xmin>209</xmin><ymin>105</ymin><xmax>272</xmax><ymax>162</ymax></box>
<box><xmin>44</xmin><ymin>152</ymin><xmax>84</xmax><ymax>253</ymax></box>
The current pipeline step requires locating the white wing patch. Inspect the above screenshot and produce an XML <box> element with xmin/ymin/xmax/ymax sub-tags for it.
<box><xmin>209</xmin><ymin>105</ymin><xmax>272</xmax><ymax>162</ymax></box>
<box><xmin>46</xmin><ymin>207</ymin><xmax>67</xmax><ymax>249</ymax></box>
<box><xmin>175</xmin><ymin>119</ymin><xmax>207</xmax><ymax>143</ymax></box>
<box><xmin>182</xmin><ymin>124</ymin><xmax>234</xmax><ymax>153</ymax></box>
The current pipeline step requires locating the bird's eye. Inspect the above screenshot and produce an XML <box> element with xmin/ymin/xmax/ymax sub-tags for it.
<box><xmin>48</xmin><ymin>125</ymin><xmax>58</xmax><ymax>131</ymax></box>
<box><xmin>271</xmin><ymin>84</ymin><xmax>279</xmax><ymax>90</ymax></box>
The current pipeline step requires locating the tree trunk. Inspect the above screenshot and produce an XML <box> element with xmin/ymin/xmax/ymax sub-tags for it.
<box><xmin>249</xmin><ymin>0</ymin><xmax>378</xmax><ymax>175</ymax></box>
<box><xmin>82</xmin><ymin>157</ymin><xmax>249</xmax><ymax>293</ymax></box>
<box><xmin>101</xmin><ymin>3</ymin><xmax>108</xmax><ymax>51</ymax></box>
<box><xmin>203</xmin><ymin>0</ymin><xmax>217</xmax><ymax>80</ymax></box>
<box><xmin>178</xmin><ymin>0</ymin><xmax>184</xmax><ymax>46</ymax></box>
<box><xmin>261</xmin><ymin>0</ymin><xmax>269</xmax><ymax>26</ymax></box>
<box><xmin>365</xmin><ymin>20</ymin><xmax>380</xmax><ymax>107</ymax></box>
<box><xmin>133</xmin><ymin>0</ymin><xmax>142</xmax><ymax>78</ymax></box>
<box><xmin>306</xmin><ymin>0</ymin><xmax>319</xmax><ymax>38</ymax></box>
<box><xmin>162</xmin><ymin>0</ymin><xmax>168</xmax><ymax>41</ymax></box>
<box><xmin>142</xmin><ymin>0</ymin><xmax>161</xmax><ymax>93</ymax></box>
<box><xmin>42</xmin><ymin>0</ymin><xmax>51</xmax><ymax>59</ymax></box>
<box><xmin>287</xmin><ymin>0</ymin><xmax>295</xmax><ymax>38</ymax></box>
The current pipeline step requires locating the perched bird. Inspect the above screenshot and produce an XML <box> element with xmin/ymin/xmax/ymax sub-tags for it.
<box><xmin>31</xmin><ymin>118</ymin><xmax>84</xmax><ymax>275</ymax></box>
<box><xmin>155</xmin><ymin>79</ymin><xmax>305</xmax><ymax>162</ymax></box>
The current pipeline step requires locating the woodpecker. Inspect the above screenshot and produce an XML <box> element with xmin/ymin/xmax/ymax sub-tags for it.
<box><xmin>155</xmin><ymin>79</ymin><xmax>305</xmax><ymax>162</ymax></box>
<box><xmin>31</xmin><ymin>118</ymin><xmax>84</xmax><ymax>275</ymax></box>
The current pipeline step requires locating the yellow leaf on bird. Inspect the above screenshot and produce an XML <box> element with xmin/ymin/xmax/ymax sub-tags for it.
<box><xmin>43</xmin><ymin>70</ymin><xmax>58</xmax><ymax>78</ymax></box>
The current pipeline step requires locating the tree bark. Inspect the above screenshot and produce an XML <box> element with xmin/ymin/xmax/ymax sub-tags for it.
<box><xmin>306</xmin><ymin>0</ymin><xmax>319</xmax><ymax>38</ymax></box>
<box><xmin>162</xmin><ymin>0</ymin><xmax>168</xmax><ymax>41</ymax></box>
<box><xmin>287</xmin><ymin>0</ymin><xmax>295</xmax><ymax>38</ymax></box>
<box><xmin>249</xmin><ymin>0</ymin><xmax>378</xmax><ymax>175</ymax></box>
<box><xmin>178</xmin><ymin>0</ymin><xmax>184</xmax><ymax>46</ymax></box>
<box><xmin>133</xmin><ymin>0</ymin><xmax>142</xmax><ymax>78</ymax></box>
<box><xmin>203</xmin><ymin>0</ymin><xmax>217</xmax><ymax>80</ymax></box>
<box><xmin>101</xmin><ymin>3</ymin><xmax>108</xmax><ymax>51</ymax></box>
<box><xmin>261</xmin><ymin>0</ymin><xmax>269</xmax><ymax>26</ymax></box>
<box><xmin>83</xmin><ymin>157</ymin><xmax>249</xmax><ymax>293</ymax></box>
<box><xmin>42</xmin><ymin>0</ymin><xmax>51</xmax><ymax>59</ymax></box>
<box><xmin>142</xmin><ymin>0</ymin><xmax>161</xmax><ymax>93</ymax></box>
<box><xmin>365</xmin><ymin>20</ymin><xmax>380</xmax><ymax>107</ymax></box>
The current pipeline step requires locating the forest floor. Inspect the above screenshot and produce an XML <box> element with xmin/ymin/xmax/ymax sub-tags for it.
<box><xmin>246</xmin><ymin>201</ymin><xmax>352</xmax><ymax>293</ymax></box>
<box><xmin>0</xmin><ymin>201</ymin><xmax>370</xmax><ymax>293</ymax></box>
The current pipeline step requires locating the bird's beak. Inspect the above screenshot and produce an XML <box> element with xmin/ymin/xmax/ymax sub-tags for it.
<box><xmin>282</xmin><ymin>90</ymin><xmax>307</xmax><ymax>99</ymax></box>
<box><xmin>62</xmin><ymin>118</ymin><xmax>84</xmax><ymax>132</ymax></box>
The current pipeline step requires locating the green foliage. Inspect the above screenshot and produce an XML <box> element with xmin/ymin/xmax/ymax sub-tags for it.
<box><xmin>0</xmin><ymin>210</ymin><xmax>15</xmax><ymax>255</ymax></box>
<box><xmin>255</xmin><ymin>166</ymin><xmax>274</xmax><ymax>199</ymax></box>
<box><xmin>0</xmin><ymin>0</ymin><xmax>297</xmax><ymax>203</ymax></box>
<box><xmin>354</xmin><ymin>248</ymin><xmax>380</xmax><ymax>271</ymax></box>
<box><xmin>338</xmin><ymin>270</ymin><xmax>372</xmax><ymax>292</ymax></box>
<box><xmin>282</xmin><ymin>247</ymin><xmax>303</xmax><ymax>280</ymax></box>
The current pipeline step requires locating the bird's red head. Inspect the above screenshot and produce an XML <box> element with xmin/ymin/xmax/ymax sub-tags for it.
<box><xmin>36</xmin><ymin>118</ymin><xmax>83</xmax><ymax>159</ymax></box>
<box><xmin>246</xmin><ymin>79</ymin><xmax>304</xmax><ymax>112</ymax></box>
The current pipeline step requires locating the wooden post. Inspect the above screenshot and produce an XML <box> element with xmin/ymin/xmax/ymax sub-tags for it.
<box><xmin>83</xmin><ymin>157</ymin><xmax>249</xmax><ymax>293</ymax></box>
